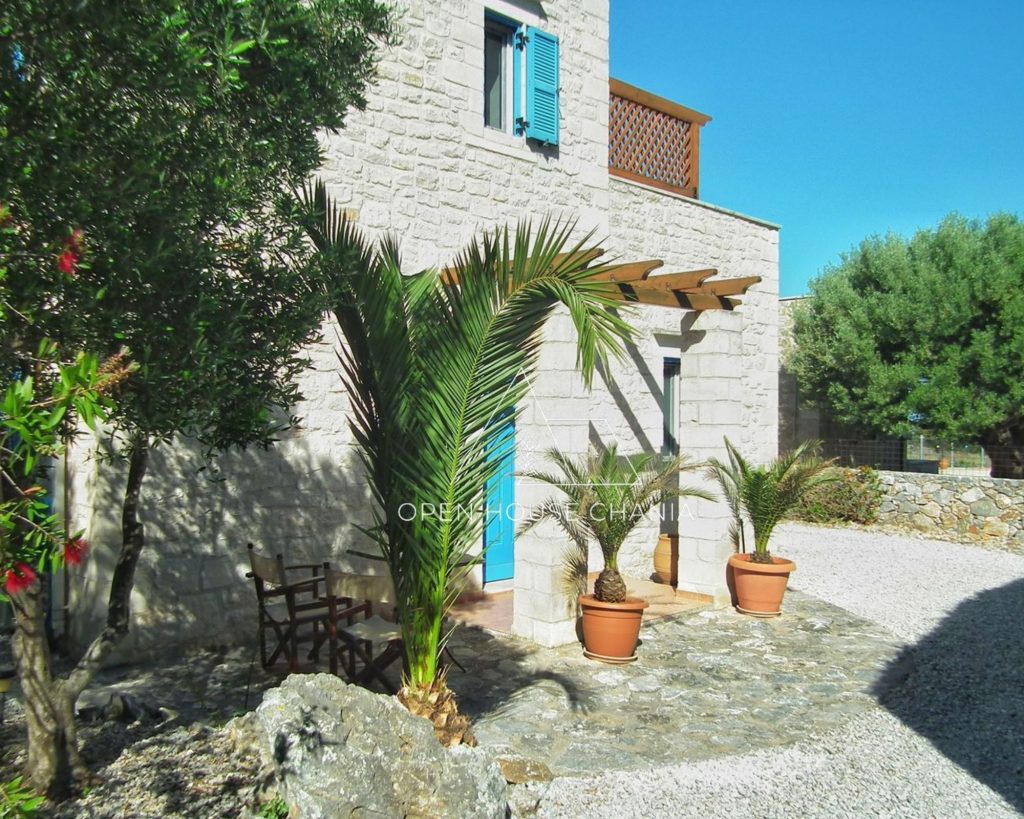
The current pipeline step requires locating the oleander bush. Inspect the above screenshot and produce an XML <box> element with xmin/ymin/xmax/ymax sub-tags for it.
<box><xmin>791</xmin><ymin>466</ymin><xmax>882</xmax><ymax>524</ymax></box>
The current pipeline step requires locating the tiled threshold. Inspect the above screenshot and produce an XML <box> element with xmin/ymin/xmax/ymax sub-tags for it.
<box><xmin>449</xmin><ymin>575</ymin><xmax>710</xmax><ymax>635</ymax></box>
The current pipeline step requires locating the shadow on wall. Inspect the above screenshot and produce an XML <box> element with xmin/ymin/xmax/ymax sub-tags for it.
<box><xmin>873</xmin><ymin>578</ymin><xmax>1024</xmax><ymax>811</ymax></box>
<box><xmin>71</xmin><ymin>433</ymin><xmax>377</xmax><ymax>661</ymax></box>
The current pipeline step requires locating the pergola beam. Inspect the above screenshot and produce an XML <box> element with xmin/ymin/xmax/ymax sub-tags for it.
<box><xmin>440</xmin><ymin>248</ymin><xmax>757</xmax><ymax>312</ymax></box>
<box><xmin>679</xmin><ymin>275</ymin><xmax>761</xmax><ymax>297</ymax></box>
<box><xmin>639</xmin><ymin>268</ymin><xmax>718</xmax><ymax>291</ymax></box>
<box><xmin>613</xmin><ymin>284</ymin><xmax>739</xmax><ymax>311</ymax></box>
<box><xmin>586</xmin><ymin>259</ymin><xmax>664</xmax><ymax>283</ymax></box>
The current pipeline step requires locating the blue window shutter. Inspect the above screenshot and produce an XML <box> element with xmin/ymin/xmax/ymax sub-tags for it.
<box><xmin>524</xmin><ymin>27</ymin><xmax>559</xmax><ymax>145</ymax></box>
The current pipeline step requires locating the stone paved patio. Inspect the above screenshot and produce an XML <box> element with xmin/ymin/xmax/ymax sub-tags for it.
<box><xmin>1</xmin><ymin>587</ymin><xmax>901</xmax><ymax>801</ymax></box>
<box><xmin>446</xmin><ymin>590</ymin><xmax>901</xmax><ymax>774</ymax></box>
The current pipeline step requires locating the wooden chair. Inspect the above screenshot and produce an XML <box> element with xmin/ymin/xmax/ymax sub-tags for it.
<box><xmin>321</xmin><ymin>565</ymin><xmax>404</xmax><ymax>693</ymax></box>
<box><xmin>245</xmin><ymin>543</ymin><xmax>342</xmax><ymax>672</ymax></box>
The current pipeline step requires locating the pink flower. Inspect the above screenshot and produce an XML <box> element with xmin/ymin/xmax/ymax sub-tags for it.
<box><xmin>4</xmin><ymin>563</ymin><xmax>37</xmax><ymax>595</ymax></box>
<box><xmin>57</xmin><ymin>249</ymin><xmax>78</xmax><ymax>276</ymax></box>
<box><xmin>63</xmin><ymin>538</ymin><xmax>87</xmax><ymax>567</ymax></box>
<box><xmin>56</xmin><ymin>229</ymin><xmax>84</xmax><ymax>276</ymax></box>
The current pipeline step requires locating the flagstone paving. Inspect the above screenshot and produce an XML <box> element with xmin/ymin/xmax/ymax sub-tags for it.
<box><xmin>0</xmin><ymin>587</ymin><xmax>901</xmax><ymax>816</ymax></box>
<box><xmin>446</xmin><ymin>590</ymin><xmax>901</xmax><ymax>775</ymax></box>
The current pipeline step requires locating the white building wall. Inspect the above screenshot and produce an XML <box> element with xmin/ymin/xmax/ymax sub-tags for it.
<box><xmin>607</xmin><ymin>179</ymin><xmax>780</xmax><ymax>598</ymax></box>
<box><xmin>510</xmin><ymin>182</ymin><xmax>779</xmax><ymax>646</ymax></box>
<box><xmin>62</xmin><ymin>0</ymin><xmax>780</xmax><ymax>656</ymax></box>
<box><xmin>318</xmin><ymin>0</ymin><xmax>613</xmax><ymax>267</ymax></box>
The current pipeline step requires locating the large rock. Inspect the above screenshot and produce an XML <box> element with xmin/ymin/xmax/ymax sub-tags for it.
<box><xmin>248</xmin><ymin>674</ymin><xmax>507</xmax><ymax>818</ymax></box>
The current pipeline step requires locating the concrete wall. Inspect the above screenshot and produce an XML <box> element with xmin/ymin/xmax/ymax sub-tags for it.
<box><xmin>62</xmin><ymin>0</ymin><xmax>780</xmax><ymax>656</ymax></box>
<box><xmin>877</xmin><ymin>471</ymin><xmax>1024</xmax><ymax>543</ymax></box>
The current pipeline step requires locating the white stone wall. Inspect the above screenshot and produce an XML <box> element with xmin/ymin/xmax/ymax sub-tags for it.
<box><xmin>61</xmin><ymin>0</ymin><xmax>780</xmax><ymax>656</ymax></box>
<box><xmin>510</xmin><ymin>181</ymin><xmax>779</xmax><ymax>645</ymax></box>
<box><xmin>62</xmin><ymin>328</ymin><xmax>383</xmax><ymax>660</ymax></box>
<box><xmin>604</xmin><ymin>179</ymin><xmax>780</xmax><ymax>601</ymax></box>
<box><xmin>318</xmin><ymin>0</ymin><xmax>613</xmax><ymax>268</ymax></box>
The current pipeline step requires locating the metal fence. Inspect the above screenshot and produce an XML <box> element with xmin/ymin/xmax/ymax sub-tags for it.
<box><xmin>817</xmin><ymin>438</ymin><xmax>1019</xmax><ymax>479</ymax></box>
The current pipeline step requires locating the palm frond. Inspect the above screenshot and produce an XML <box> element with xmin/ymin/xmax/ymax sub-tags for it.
<box><xmin>303</xmin><ymin>192</ymin><xmax>638</xmax><ymax>691</ymax></box>
<box><xmin>523</xmin><ymin>444</ymin><xmax>708</xmax><ymax>585</ymax></box>
<box><xmin>708</xmin><ymin>437</ymin><xmax>835</xmax><ymax>555</ymax></box>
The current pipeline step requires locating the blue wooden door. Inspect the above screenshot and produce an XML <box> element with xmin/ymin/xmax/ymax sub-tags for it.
<box><xmin>484</xmin><ymin>419</ymin><xmax>516</xmax><ymax>583</ymax></box>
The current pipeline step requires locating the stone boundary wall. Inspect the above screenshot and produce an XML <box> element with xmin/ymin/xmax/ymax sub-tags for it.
<box><xmin>877</xmin><ymin>471</ymin><xmax>1024</xmax><ymax>543</ymax></box>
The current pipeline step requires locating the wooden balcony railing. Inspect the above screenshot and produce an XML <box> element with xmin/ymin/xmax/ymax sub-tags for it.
<box><xmin>608</xmin><ymin>79</ymin><xmax>711</xmax><ymax>200</ymax></box>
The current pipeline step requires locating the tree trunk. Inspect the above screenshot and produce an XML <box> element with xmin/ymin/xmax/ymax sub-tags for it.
<box><xmin>14</xmin><ymin>433</ymin><xmax>151</xmax><ymax>799</ymax></box>
<box><xmin>983</xmin><ymin>425</ymin><xmax>1024</xmax><ymax>480</ymax></box>
<box><xmin>64</xmin><ymin>434</ymin><xmax>150</xmax><ymax>699</ymax></box>
<box><xmin>10</xmin><ymin>576</ymin><xmax>83</xmax><ymax>800</ymax></box>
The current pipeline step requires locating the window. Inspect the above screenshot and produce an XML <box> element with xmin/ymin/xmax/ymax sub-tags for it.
<box><xmin>482</xmin><ymin>14</ymin><xmax>560</xmax><ymax>145</ymax></box>
<box><xmin>662</xmin><ymin>358</ymin><xmax>680</xmax><ymax>456</ymax></box>
<box><xmin>483</xmin><ymin>19</ymin><xmax>513</xmax><ymax>132</ymax></box>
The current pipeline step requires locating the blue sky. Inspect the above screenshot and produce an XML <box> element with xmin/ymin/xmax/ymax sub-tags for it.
<box><xmin>609</xmin><ymin>1</ymin><xmax>1024</xmax><ymax>296</ymax></box>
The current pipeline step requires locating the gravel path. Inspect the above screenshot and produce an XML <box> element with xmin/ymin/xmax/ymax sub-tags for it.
<box><xmin>536</xmin><ymin>524</ymin><xmax>1024</xmax><ymax>818</ymax></box>
<box><xmin>778</xmin><ymin>522</ymin><xmax>1024</xmax><ymax>641</ymax></box>
<box><xmin>538</xmin><ymin>710</ymin><xmax>1018</xmax><ymax>818</ymax></box>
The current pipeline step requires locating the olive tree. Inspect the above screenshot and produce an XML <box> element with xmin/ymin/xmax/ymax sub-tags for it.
<box><xmin>791</xmin><ymin>213</ymin><xmax>1024</xmax><ymax>478</ymax></box>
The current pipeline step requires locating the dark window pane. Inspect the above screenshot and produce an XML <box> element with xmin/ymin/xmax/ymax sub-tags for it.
<box><xmin>663</xmin><ymin>358</ymin><xmax>681</xmax><ymax>455</ymax></box>
<box><xmin>484</xmin><ymin>30</ymin><xmax>504</xmax><ymax>130</ymax></box>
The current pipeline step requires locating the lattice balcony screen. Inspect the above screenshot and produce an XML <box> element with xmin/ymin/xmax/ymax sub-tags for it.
<box><xmin>608</xmin><ymin>81</ymin><xmax>707</xmax><ymax>199</ymax></box>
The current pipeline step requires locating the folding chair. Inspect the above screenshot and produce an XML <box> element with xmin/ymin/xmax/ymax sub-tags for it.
<box><xmin>245</xmin><ymin>543</ymin><xmax>340</xmax><ymax>672</ymax></box>
<box><xmin>321</xmin><ymin>566</ymin><xmax>404</xmax><ymax>693</ymax></box>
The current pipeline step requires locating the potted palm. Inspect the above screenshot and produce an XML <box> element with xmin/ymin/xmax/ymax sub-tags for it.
<box><xmin>706</xmin><ymin>438</ymin><xmax>833</xmax><ymax>617</ymax></box>
<box><xmin>521</xmin><ymin>445</ymin><xmax>709</xmax><ymax>662</ymax></box>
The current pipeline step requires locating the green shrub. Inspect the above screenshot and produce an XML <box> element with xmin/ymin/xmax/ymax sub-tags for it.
<box><xmin>0</xmin><ymin>778</ymin><xmax>44</xmax><ymax>818</ymax></box>
<box><xmin>790</xmin><ymin>466</ymin><xmax>882</xmax><ymax>524</ymax></box>
<box><xmin>258</xmin><ymin>797</ymin><xmax>290</xmax><ymax>819</ymax></box>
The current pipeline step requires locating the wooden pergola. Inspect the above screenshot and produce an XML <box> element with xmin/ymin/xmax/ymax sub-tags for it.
<box><xmin>576</xmin><ymin>249</ymin><xmax>760</xmax><ymax>311</ymax></box>
<box><xmin>442</xmin><ymin>248</ymin><xmax>760</xmax><ymax>311</ymax></box>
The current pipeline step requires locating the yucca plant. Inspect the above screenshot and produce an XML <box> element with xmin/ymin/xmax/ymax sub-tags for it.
<box><xmin>301</xmin><ymin>181</ymin><xmax>634</xmax><ymax>742</ymax></box>
<box><xmin>520</xmin><ymin>445</ymin><xmax>710</xmax><ymax>603</ymax></box>
<box><xmin>706</xmin><ymin>438</ymin><xmax>834</xmax><ymax>563</ymax></box>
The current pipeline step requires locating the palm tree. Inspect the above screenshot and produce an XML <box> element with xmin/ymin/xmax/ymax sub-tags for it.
<box><xmin>520</xmin><ymin>445</ymin><xmax>710</xmax><ymax>602</ymax></box>
<box><xmin>301</xmin><ymin>181</ymin><xmax>634</xmax><ymax>742</ymax></box>
<box><xmin>706</xmin><ymin>438</ymin><xmax>834</xmax><ymax>563</ymax></box>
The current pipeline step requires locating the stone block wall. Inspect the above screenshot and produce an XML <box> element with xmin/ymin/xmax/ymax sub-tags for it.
<box><xmin>317</xmin><ymin>0</ymin><xmax>614</xmax><ymax>262</ymax></box>
<box><xmin>604</xmin><ymin>179</ymin><xmax>780</xmax><ymax>600</ymax></box>
<box><xmin>60</xmin><ymin>0</ymin><xmax>781</xmax><ymax>655</ymax></box>
<box><xmin>63</xmin><ymin>328</ymin><xmax>387</xmax><ymax>660</ymax></box>
<box><xmin>877</xmin><ymin>472</ymin><xmax>1024</xmax><ymax>543</ymax></box>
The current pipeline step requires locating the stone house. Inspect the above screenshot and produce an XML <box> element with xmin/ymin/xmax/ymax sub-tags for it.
<box><xmin>64</xmin><ymin>0</ymin><xmax>779</xmax><ymax>654</ymax></box>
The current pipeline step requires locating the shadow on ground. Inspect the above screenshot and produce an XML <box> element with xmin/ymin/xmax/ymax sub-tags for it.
<box><xmin>447</xmin><ymin>626</ymin><xmax>595</xmax><ymax>720</ymax></box>
<box><xmin>874</xmin><ymin>577</ymin><xmax>1024</xmax><ymax>811</ymax></box>
<box><xmin>449</xmin><ymin>591</ymin><xmax>900</xmax><ymax>774</ymax></box>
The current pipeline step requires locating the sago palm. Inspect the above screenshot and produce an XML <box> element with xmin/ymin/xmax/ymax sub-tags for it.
<box><xmin>706</xmin><ymin>438</ymin><xmax>834</xmax><ymax>562</ymax></box>
<box><xmin>301</xmin><ymin>181</ymin><xmax>634</xmax><ymax>742</ymax></box>
<box><xmin>520</xmin><ymin>445</ymin><xmax>710</xmax><ymax>603</ymax></box>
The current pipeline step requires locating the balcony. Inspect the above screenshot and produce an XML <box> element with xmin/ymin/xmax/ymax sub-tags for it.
<box><xmin>608</xmin><ymin>79</ymin><xmax>710</xmax><ymax>200</ymax></box>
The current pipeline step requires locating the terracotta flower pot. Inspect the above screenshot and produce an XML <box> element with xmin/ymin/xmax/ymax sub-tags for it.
<box><xmin>578</xmin><ymin>594</ymin><xmax>649</xmax><ymax>663</ymax></box>
<box><xmin>727</xmin><ymin>553</ymin><xmax>796</xmax><ymax>617</ymax></box>
<box><xmin>652</xmin><ymin>534</ymin><xmax>679</xmax><ymax>586</ymax></box>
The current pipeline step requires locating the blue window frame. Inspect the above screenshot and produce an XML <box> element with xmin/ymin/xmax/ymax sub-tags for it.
<box><xmin>483</xmin><ymin>12</ymin><xmax>559</xmax><ymax>146</ymax></box>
